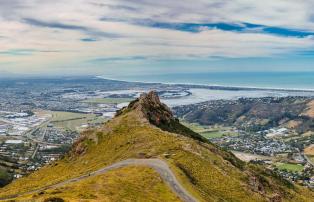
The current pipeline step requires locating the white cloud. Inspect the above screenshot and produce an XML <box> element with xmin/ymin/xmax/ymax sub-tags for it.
<box><xmin>0</xmin><ymin>0</ymin><xmax>314</xmax><ymax>74</ymax></box>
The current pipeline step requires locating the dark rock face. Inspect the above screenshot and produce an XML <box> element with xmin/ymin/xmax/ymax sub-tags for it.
<box><xmin>248</xmin><ymin>176</ymin><xmax>265</xmax><ymax>194</ymax></box>
<box><xmin>118</xmin><ymin>91</ymin><xmax>207</xmax><ymax>142</ymax></box>
<box><xmin>133</xmin><ymin>91</ymin><xmax>174</xmax><ymax>126</ymax></box>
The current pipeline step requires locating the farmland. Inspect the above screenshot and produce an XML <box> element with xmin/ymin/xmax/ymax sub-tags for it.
<box><xmin>81</xmin><ymin>98</ymin><xmax>133</xmax><ymax>104</ymax></box>
<box><xmin>51</xmin><ymin>111</ymin><xmax>106</xmax><ymax>131</ymax></box>
<box><xmin>181</xmin><ymin>121</ymin><xmax>238</xmax><ymax>139</ymax></box>
<box><xmin>275</xmin><ymin>163</ymin><xmax>304</xmax><ymax>173</ymax></box>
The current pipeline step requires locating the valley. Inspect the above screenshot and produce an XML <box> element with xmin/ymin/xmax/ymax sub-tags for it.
<box><xmin>174</xmin><ymin>97</ymin><xmax>314</xmax><ymax>188</ymax></box>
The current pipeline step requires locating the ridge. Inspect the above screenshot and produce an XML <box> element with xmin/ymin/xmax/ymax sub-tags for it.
<box><xmin>117</xmin><ymin>91</ymin><xmax>207</xmax><ymax>142</ymax></box>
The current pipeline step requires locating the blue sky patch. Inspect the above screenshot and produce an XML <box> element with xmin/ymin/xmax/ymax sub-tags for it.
<box><xmin>81</xmin><ymin>38</ymin><xmax>98</xmax><ymax>42</ymax></box>
<box><xmin>101</xmin><ymin>17</ymin><xmax>314</xmax><ymax>38</ymax></box>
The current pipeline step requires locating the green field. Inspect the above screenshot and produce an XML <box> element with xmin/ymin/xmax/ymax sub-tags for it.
<box><xmin>81</xmin><ymin>98</ymin><xmax>133</xmax><ymax>104</ymax></box>
<box><xmin>51</xmin><ymin>111</ymin><xmax>107</xmax><ymax>131</ymax></box>
<box><xmin>275</xmin><ymin>163</ymin><xmax>304</xmax><ymax>172</ymax></box>
<box><xmin>181</xmin><ymin>120</ymin><xmax>237</xmax><ymax>139</ymax></box>
<box><xmin>51</xmin><ymin>111</ymin><xmax>95</xmax><ymax>122</ymax></box>
<box><xmin>200</xmin><ymin>131</ymin><xmax>223</xmax><ymax>138</ymax></box>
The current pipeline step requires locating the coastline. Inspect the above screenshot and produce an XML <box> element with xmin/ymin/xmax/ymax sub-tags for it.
<box><xmin>96</xmin><ymin>75</ymin><xmax>314</xmax><ymax>93</ymax></box>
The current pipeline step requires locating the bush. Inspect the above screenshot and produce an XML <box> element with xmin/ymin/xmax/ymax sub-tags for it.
<box><xmin>0</xmin><ymin>168</ymin><xmax>13</xmax><ymax>187</ymax></box>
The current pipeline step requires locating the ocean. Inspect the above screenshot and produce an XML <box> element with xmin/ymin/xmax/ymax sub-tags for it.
<box><xmin>110</xmin><ymin>72</ymin><xmax>314</xmax><ymax>91</ymax></box>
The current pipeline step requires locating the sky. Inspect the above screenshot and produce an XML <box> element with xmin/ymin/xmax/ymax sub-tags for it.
<box><xmin>1</xmin><ymin>0</ymin><xmax>314</xmax><ymax>77</ymax></box>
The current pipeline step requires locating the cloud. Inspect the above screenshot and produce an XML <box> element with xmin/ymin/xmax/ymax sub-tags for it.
<box><xmin>108</xmin><ymin>0</ymin><xmax>314</xmax><ymax>31</ymax></box>
<box><xmin>23</xmin><ymin>18</ymin><xmax>122</xmax><ymax>38</ymax></box>
<box><xmin>0</xmin><ymin>49</ymin><xmax>61</xmax><ymax>56</ymax></box>
<box><xmin>88</xmin><ymin>56</ymin><xmax>148</xmax><ymax>63</ymax></box>
<box><xmin>1</xmin><ymin>0</ymin><xmax>314</xmax><ymax>75</ymax></box>
<box><xmin>23</xmin><ymin>18</ymin><xmax>88</xmax><ymax>30</ymax></box>
<box><xmin>0</xmin><ymin>49</ymin><xmax>34</xmax><ymax>56</ymax></box>
<box><xmin>101</xmin><ymin>17</ymin><xmax>314</xmax><ymax>37</ymax></box>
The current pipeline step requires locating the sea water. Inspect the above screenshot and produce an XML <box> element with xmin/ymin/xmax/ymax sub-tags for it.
<box><xmin>110</xmin><ymin>72</ymin><xmax>314</xmax><ymax>91</ymax></box>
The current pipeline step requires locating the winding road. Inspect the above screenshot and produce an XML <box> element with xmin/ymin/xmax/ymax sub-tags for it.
<box><xmin>0</xmin><ymin>159</ymin><xmax>198</xmax><ymax>202</ymax></box>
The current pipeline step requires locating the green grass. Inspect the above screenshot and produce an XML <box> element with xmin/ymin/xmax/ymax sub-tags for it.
<box><xmin>275</xmin><ymin>163</ymin><xmax>304</xmax><ymax>173</ymax></box>
<box><xmin>200</xmin><ymin>131</ymin><xmax>225</xmax><ymax>138</ymax></box>
<box><xmin>181</xmin><ymin>120</ymin><xmax>238</xmax><ymax>139</ymax></box>
<box><xmin>180</xmin><ymin>121</ymin><xmax>210</xmax><ymax>133</ymax></box>
<box><xmin>200</xmin><ymin>131</ymin><xmax>238</xmax><ymax>139</ymax></box>
<box><xmin>51</xmin><ymin>111</ymin><xmax>106</xmax><ymax>131</ymax></box>
<box><xmin>51</xmin><ymin>111</ymin><xmax>95</xmax><ymax>122</ymax></box>
<box><xmin>81</xmin><ymin>98</ymin><xmax>133</xmax><ymax>104</ymax></box>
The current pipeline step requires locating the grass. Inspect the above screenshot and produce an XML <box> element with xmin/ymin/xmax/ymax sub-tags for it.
<box><xmin>200</xmin><ymin>131</ymin><xmax>224</xmax><ymax>138</ymax></box>
<box><xmin>275</xmin><ymin>163</ymin><xmax>304</xmax><ymax>173</ymax></box>
<box><xmin>181</xmin><ymin>120</ymin><xmax>238</xmax><ymax>139</ymax></box>
<box><xmin>304</xmin><ymin>145</ymin><xmax>314</xmax><ymax>164</ymax></box>
<box><xmin>51</xmin><ymin>111</ymin><xmax>94</xmax><ymax>121</ymax></box>
<box><xmin>81</xmin><ymin>98</ymin><xmax>133</xmax><ymax>104</ymax></box>
<box><xmin>51</xmin><ymin>111</ymin><xmax>106</xmax><ymax>131</ymax></box>
<box><xmin>180</xmin><ymin>121</ymin><xmax>210</xmax><ymax>132</ymax></box>
<box><xmin>200</xmin><ymin>131</ymin><xmax>238</xmax><ymax>139</ymax></box>
<box><xmin>0</xmin><ymin>110</ymin><xmax>313</xmax><ymax>202</ymax></box>
<box><xmin>306</xmin><ymin>155</ymin><xmax>314</xmax><ymax>165</ymax></box>
<box><xmin>16</xmin><ymin>166</ymin><xmax>181</xmax><ymax>202</ymax></box>
<box><xmin>304</xmin><ymin>144</ymin><xmax>314</xmax><ymax>155</ymax></box>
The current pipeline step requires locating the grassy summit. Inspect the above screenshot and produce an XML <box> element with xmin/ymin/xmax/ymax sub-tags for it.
<box><xmin>0</xmin><ymin>92</ymin><xmax>313</xmax><ymax>201</ymax></box>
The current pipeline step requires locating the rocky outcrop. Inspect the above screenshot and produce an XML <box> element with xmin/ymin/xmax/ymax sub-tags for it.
<box><xmin>124</xmin><ymin>91</ymin><xmax>174</xmax><ymax>126</ymax></box>
<box><xmin>117</xmin><ymin>91</ymin><xmax>207</xmax><ymax>142</ymax></box>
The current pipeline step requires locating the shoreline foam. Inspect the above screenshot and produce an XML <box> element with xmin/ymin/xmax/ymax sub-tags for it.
<box><xmin>96</xmin><ymin>76</ymin><xmax>314</xmax><ymax>93</ymax></box>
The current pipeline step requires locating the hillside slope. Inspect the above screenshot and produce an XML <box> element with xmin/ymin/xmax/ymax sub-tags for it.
<box><xmin>174</xmin><ymin>97</ymin><xmax>314</xmax><ymax>133</ymax></box>
<box><xmin>0</xmin><ymin>92</ymin><xmax>313</xmax><ymax>202</ymax></box>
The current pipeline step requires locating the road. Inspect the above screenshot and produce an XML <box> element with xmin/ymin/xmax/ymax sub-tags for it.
<box><xmin>0</xmin><ymin>159</ymin><xmax>198</xmax><ymax>202</ymax></box>
<box><xmin>31</xmin><ymin>125</ymin><xmax>48</xmax><ymax>159</ymax></box>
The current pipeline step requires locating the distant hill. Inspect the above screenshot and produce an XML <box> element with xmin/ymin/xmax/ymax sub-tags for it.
<box><xmin>0</xmin><ymin>92</ymin><xmax>313</xmax><ymax>201</ymax></box>
<box><xmin>174</xmin><ymin>97</ymin><xmax>314</xmax><ymax>133</ymax></box>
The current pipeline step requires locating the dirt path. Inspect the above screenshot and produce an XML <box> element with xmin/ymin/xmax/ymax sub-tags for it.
<box><xmin>0</xmin><ymin>159</ymin><xmax>198</xmax><ymax>202</ymax></box>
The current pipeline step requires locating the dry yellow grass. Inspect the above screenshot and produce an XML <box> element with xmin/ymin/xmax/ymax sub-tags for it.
<box><xmin>15</xmin><ymin>166</ymin><xmax>181</xmax><ymax>202</ymax></box>
<box><xmin>1</xmin><ymin>109</ymin><xmax>313</xmax><ymax>202</ymax></box>
<box><xmin>286</xmin><ymin>120</ymin><xmax>302</xmax><ymax>129</ymax></box>
<box><xmin>301</xmin><ymin>100</ymin><xmax>314</xmax><ymax>118</ymax></box>
<box><xmin>304</xmin><ymin>144</ymin><xmax>314</xmax><ymax>156</ymax></box>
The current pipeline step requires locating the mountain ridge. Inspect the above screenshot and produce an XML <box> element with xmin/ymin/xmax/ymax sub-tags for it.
<box><xmin>0</xmin><ymin>91</ymin><xmax>313</xmax><ymax>201</ymax></box>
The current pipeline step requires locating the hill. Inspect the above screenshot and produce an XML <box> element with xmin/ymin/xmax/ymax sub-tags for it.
<box><xmin>0</xmin><ymin>92</ymin><xmax>313</xmax><ymax>202</ymax></box>
<box><xmin>174</xmin><ymin>97</ymin><xmax>314</xmax><ymax>133</ymax></box>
